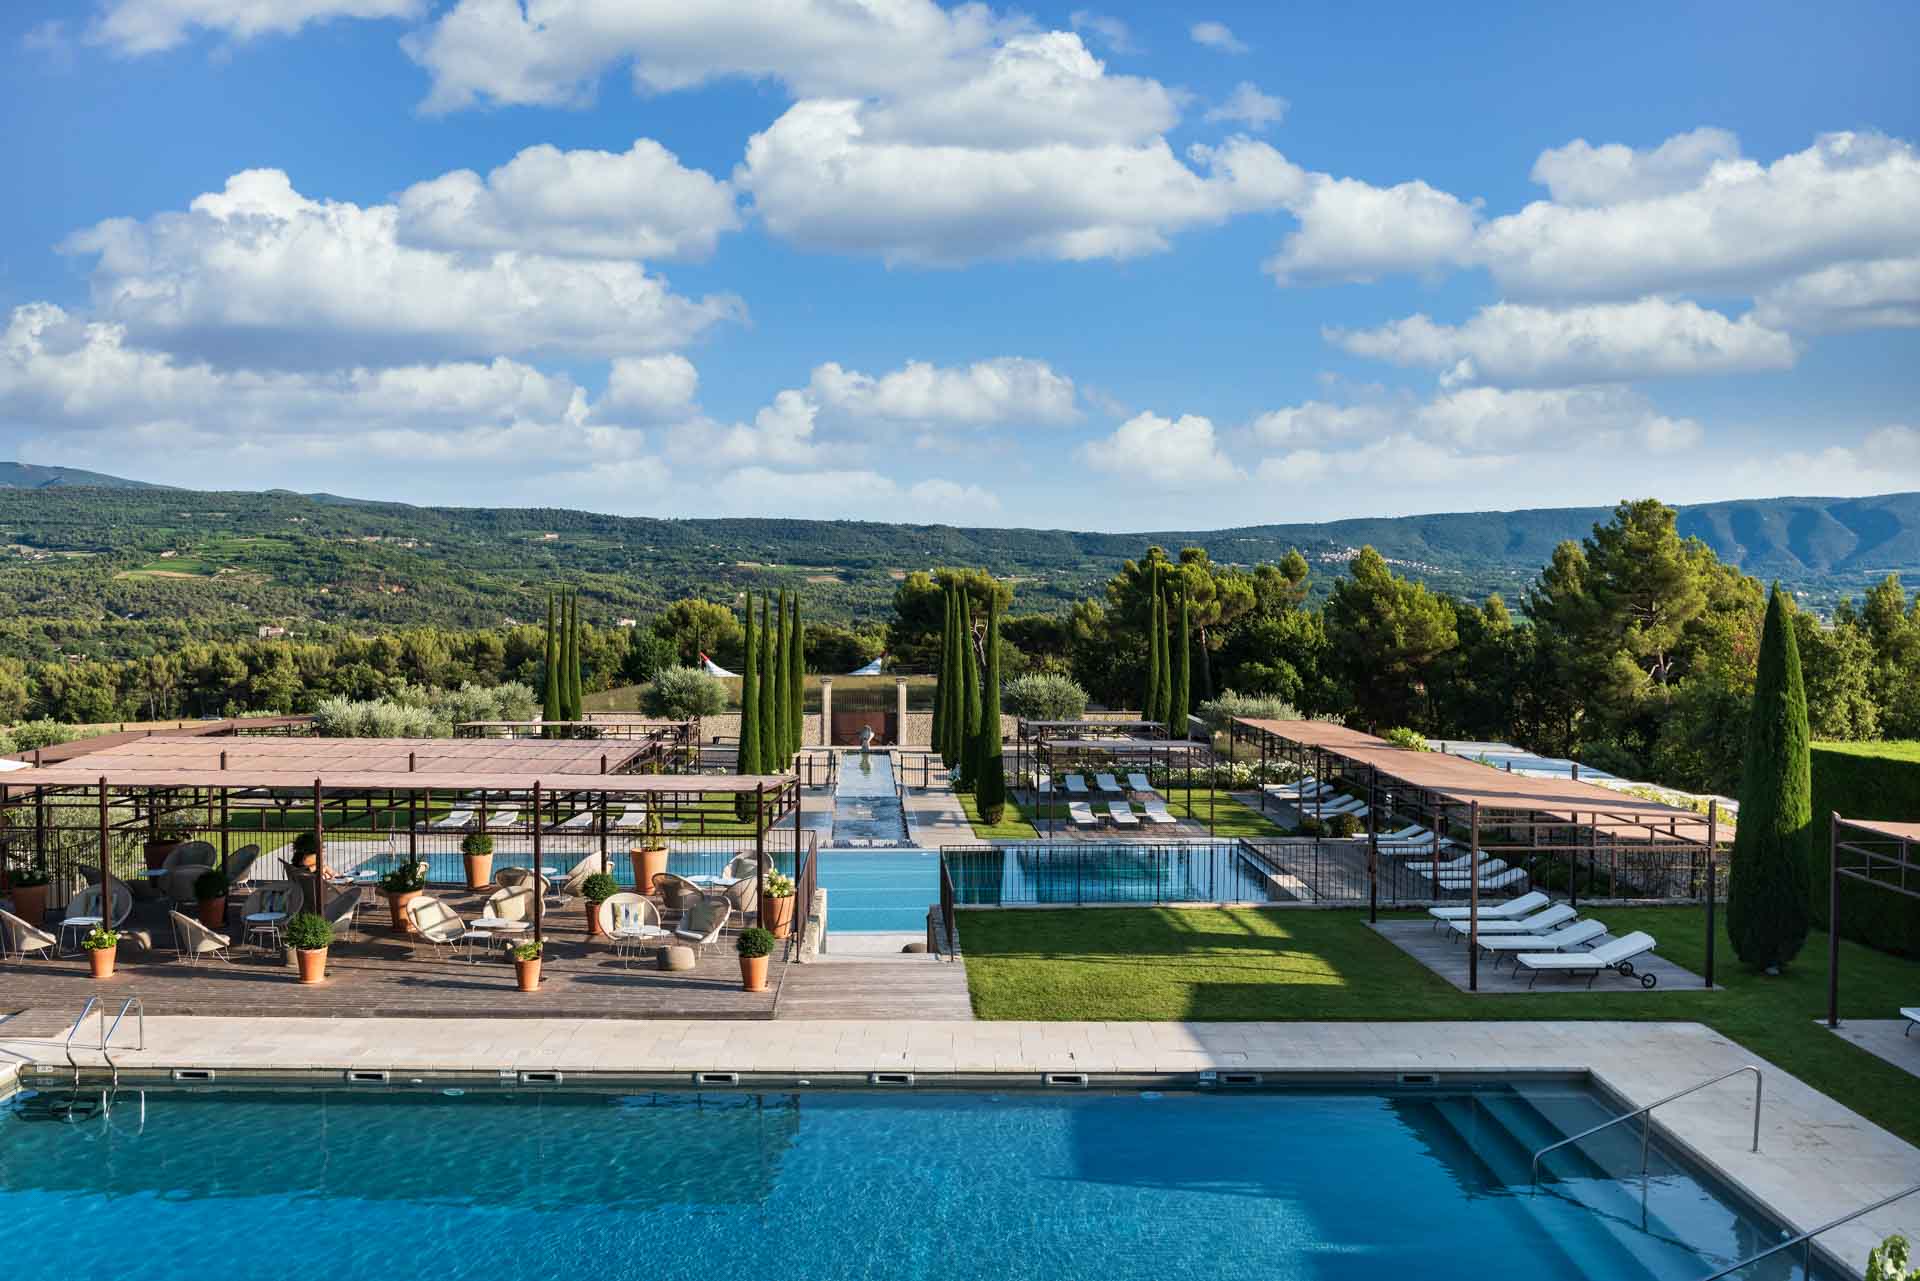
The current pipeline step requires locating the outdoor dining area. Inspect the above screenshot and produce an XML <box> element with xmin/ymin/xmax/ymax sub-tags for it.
<box><xmin>0</xmin><ymin>732</ymin><xmax>810</xmax><ymax>1018</ymax></box>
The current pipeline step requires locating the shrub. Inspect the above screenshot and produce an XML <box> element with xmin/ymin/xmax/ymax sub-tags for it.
<box><xmin>194</xmin><ymin>869</ymin><xmax>228</xmax><ymax>901</ymax></box>
<box><xmin>765</xmin><ymin>870</ymin><xmax>795</xmax><ymax>899</ymax></box>
<box><xmin>642</xmin><ymin>666</ymin><xmax>728</xmax><ymax>719</ymax></box>
<box><xmin>1002</xmin><ymin>672</ymin><xmax>1089</xmax><ymax>722</ymax></box>
<box><xmin>1329</xmin><ymin>813</ymin><xmax>1362</xmax><ymax>838</ymax></box>
<box><xmin>1196</xmin><ymin>691</ymin><xmax>1298</xmax><ymax>735</ymax></box>
<box><xmin>311</xmin><ymin>681</ymin><xmax>536</xmax><ymax>738</ymax></box>
<box><xmin>1811</xmin><ymin>741</ymin><xmax>1920</xmax><ymax>955</ymax></box>
<box><xmin>284</xmin><ymin>912</ymin><xmax>333</xmax><ymax>951</ymax></box>
<box><xmin>7</xmin><ymin>719</ymin><xmax>83</xmax><ymax>752</ymax></box>
<box><xmin>736</xmin><ymin>926</ymin><xmax>775</xmax><ymax>958</ymax></box>
<box><xmin>460</xmin><ymin>831</ymin><xmax>494</xmax><ymax>858</ymax></box>
<box><xmin>379</xmin><ymin>862</ymin><xmax>426</xmax><ymax>894</ymax></box>
<box><xmin>509</xmin><ymin>939</ymin><xmax>543</xmax><ymax>962</ymax></box>
<box><xmin>1727</xmin><ymin>588</ymin><xmax>1813</xmax><ymax>973</ymax></box>
<box><xmin>582</xmin><ymin>872</ymin><xmax>619</xmax><ymax>904</ymax></box>
<box><xmin>1298</xmin><ymin>817</ymin><xmax>1326</xmax><ymax>837</ymax></box>
<box><xmin>1382</xmin><ymin>726</ymin><xmax>1429</xmax><ymax>752</ymax></box>
<box><xmin>1867</xmin><ymin>1235</ymin><xmax>1917</xmax><ymax>1281</ymax></box>
<box><xmin>81</xmin><ymin>926</ymin><xmax>119</xmax><ymax>951</ymax></box>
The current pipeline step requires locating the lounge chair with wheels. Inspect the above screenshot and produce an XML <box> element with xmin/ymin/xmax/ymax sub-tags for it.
<box><xmin>1901</xmin><ymin>1006</ymin><xmax>1918</xmax><ymax>1036</ymax></box>
<box><xmin>1106</xmin><ymin>801</ymin><xmax>1140</xmax><ymax>828</ymax></box>
<box><xmin>672</xmin><ymin>898</ymin><xmax>732</xmax><ymax>954</ymax></box>
<box><xmin>1470</xmin><ymin>918</ymin><xmax>1606</xmax><ymax>964</ymax></box>
<box><xmin>545</xmin><ymin>811</ymin><xmax>596</xmax><ymax>834</ymax></box>
<box><xmin>1429</xmin><ymin>890</ymin><xmax>1550</xmax><ymax>927</ymax></box>
<box><xmin>1307</xmin><ymin>795</ymin><xmax>1367</xmax><ymax>817</ymax></box>
<box><xmin>1262</xmin><ymin>776</ymin><xmax>1322</xmax><ymax>796</ymax></box>
<box><xmin>613</xmin><ymin>807</ymin><xmax>650</xmax><ymax>831</ymax></box>
<box><xmin>169</xmin><ymin>910</ymin><xmax>234</xmax><ymax>965</ymax></box>
<box><xmin>0</xmin><ymin>908</ymin><xmax>57</xmax><ymax>961</ymax></box>
<box><xmin>1126</xmin><ymin>772</ymin><xmax>1157</xmax><ymax>795</ymax></box>
<box><xmin>1064</xmin><ymin>774</ymin><xmax>1091</xmax><ymax>796</ymax></box>
<box><xmin>1094</xmin><ymin>773</ymin><xmax>1124</xmax><ymax>794</ymax></box>
<box><xmin>1444</xmin><ymin>902</ymin><xmax>1577</xmax><ymax>940</ymax></box>
<box><xmin>1068</xmin><ymin>801</ymin><xmax>1100</xmax><ymax>829</ymax></box>
<box><xmin>1514</xmin><ymin>931</ymin><xmax>1661</xmax><ymax>989</ymax></box>
<box><xmin>1034</xmin><ymin>772</ymin><xmax>1052</xmax><ymax>796</ymax></box>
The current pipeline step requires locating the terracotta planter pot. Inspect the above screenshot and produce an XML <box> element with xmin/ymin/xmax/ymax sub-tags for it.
<box><xmin>463</xmin><ymin>854</ymin><xmax>494</xmax><ymax>891</ymax></box>
<box><xmin>386</xmin><ymin>890</ymin><xmax>421</xmax><ymax>933</ymax></box>
<box><xmin>762</xmin><ymin>895</ymin><xmax>795</xmax><ymax>939</ymax></box>
<box><xmin>197</xmin><ymin>897</ymin><xmax>228</xmax><ymax>929</ymax></box>
<box><xmin>628</xmin><ymin>845</ymin><xmax>669</xmax><ymax>895</ymax></box>
<box><xmin>584</xmin><ymin>900</ymin><xmax>608</xmax><ymax>938</ymax></box>
<box><xmin>296</xmin><ymin>947</ymin><xmax>328</xmax><ymax>984</ymax></box>
<box><xmin>11</xmin><ymin>882</ymin><xmax>47</xmax><ymax>926</ymax></box>
<box><xmin>87</xmin><ymin>947</ymin><xmax>117</xmax><ymax>980</ymax></box>
<box><xmin>739</xmin><ymin>953</ymin><xmax>769</xmax><ymax>992</ymax></box>
<box><xmin>515</xmin><ymin>957</ymin><xmax>541</xmax><ymax>992</ymax></box>
<box><xmin>143</xmin><ymin>839</ymin><xmax>182</xmax><ymax>871</ymax></box>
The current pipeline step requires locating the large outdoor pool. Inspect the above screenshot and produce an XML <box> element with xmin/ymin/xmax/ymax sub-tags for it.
<box><xmin>0</xmin><ymin>1081</ymin><xmax>1828</xmax><ymax>1279</ymax></box>
<box><xmin>946</xmin><ymin>841</ymin><xmax>1288</xmax><ymax>906</ymax></box>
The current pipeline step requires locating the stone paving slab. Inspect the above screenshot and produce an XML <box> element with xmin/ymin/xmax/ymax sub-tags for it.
<box><xmin>1</xmin><ymin>1017</ymin><xmax>1914</xmax><ymax>1273</ymax></box>
<box><xmin>1827</xmin><ymin>1017</ymin><xmax>1920</xmax><ymax>1081</ymax></box>
<box><xmin>1371</xmin><ymin>919</ymin><xmax>1712</xmax><ymax>993</ymax></box>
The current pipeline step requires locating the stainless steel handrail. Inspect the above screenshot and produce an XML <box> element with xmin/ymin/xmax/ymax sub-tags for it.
<box><xmin>1695</xmin><ymin>1183</ymin><xmax>1920</xmax><ymax>1280</ymax></box>
<box><xmin>62</xmin><ymin>997</ymin><xmax>99</xmax><ymax>1086</ymax></box>
<box><xmin>1531</xmin><ymin>1065</ymin><xmax>1762</xmax><ymax>1192</ymax></box>
<box><xmin>100</xmin><ymin>996</ymin><xmax>144</xmax><ymax>1084</ymax></box>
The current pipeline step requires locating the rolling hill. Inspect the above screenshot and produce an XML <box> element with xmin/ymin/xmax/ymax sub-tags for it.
<box><xmin>0</xmin><ymin>462</ymin><xmax>165</xmax><ymax>491</ymax></box>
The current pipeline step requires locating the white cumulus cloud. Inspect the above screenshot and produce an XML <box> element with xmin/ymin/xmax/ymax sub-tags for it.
<box><xmin>1080</xmin><ymin>411</ymin><xmax>1242</xmax><ymax>488</ymax></box>
<box><xmin>604</xmin><ymin>354</ymin><xmax>699</xmax><ymax>419</ymax></box>
<box><xmin>1204</xmin><ymin>82</ymin><xmax>1286</xmax><ymax>131</ymax></box>
<box><xmin>1265</xmin><ymin>174</ymin><xmax>1481</xmax><ymax>284</ymax></box>
<box><xmin>806</xmin><ymin>357</ymin><xmax>1077</xmax><ymax>424</ymax></box>
<box><xmin>1190</xmin><ymin>21</ymin><xmax>1248</xmax><ymax>52</ymax></box>
<box><xmin>1528</xmin><ymin>127</ymin><xmax>1743</xmax><ymax>206</ymax></box>
<box><xmin>89</xmin><ymin>0</ymin><xmax>423</xmax><ymax>55</ymax></box>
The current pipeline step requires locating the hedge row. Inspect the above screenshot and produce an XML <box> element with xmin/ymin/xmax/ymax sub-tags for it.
<box><xmin>1810</xmin><ymin>742</ymin><xmax>1920</xmax><ymax>956</ymax></box>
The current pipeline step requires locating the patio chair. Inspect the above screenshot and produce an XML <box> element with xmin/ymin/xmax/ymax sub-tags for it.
<box><xmin>1094</xmin><ymin>773</ymin><xmax>1124</xmax><ymax>794</ymax></box>
<box><xmin>169</xmin><ymin>910</ymin><xmax>234</xmax><ymax>965</ymax></box>
<box><xmin>654</xmin><ymin>872</ymin><xmax>703</xmax><ymax>917</ymax></box>
<box><xmin>721</xmin><ymin>877</ymin><xmax>759</xmax><ymax>919</ymax></box>
<box><xmin>1444</xmin><ymin>903</ymin><xmax>1576</xmax><ymax>940</ymax></box>
<box><xmin>1428</xmin><ymin>890</ymin><xmax>1549</xmax><ymax>928</ymax></box>
<box><xmin>483</xmin><ymin>886</ymin><xmax>537</xmax><ymax>924</ymax></box>
<box><xmin>1126</xmin><ymin>772</ymin><xmax>1157</xmax><ymax>795</ymax></box>
<box><xmin>241</xmin><ymin>883</ymin><xmax>301</xmax><ymax>954</ymax></box>
<box><xmin>1471</xmin><ymin>918</ymin><xmax>1607</xmax><ymax>965</ymax></box>
<box><xmin>1105</xmin><ymin>801</ymin><xmax>1140</xmax><ymax>828</ymax></box>
<box><xmin>321</xmin><ymin>887</ymin><xmax>363</xmax><ymax>942</ymax></box>
<box><xmin>227</xmin><ymin>844</ymin><xmax>264</xmax><ymax>891</ymax></box>
<box><xmin>59</xmin><ymin>884</ymin><xmax>133</xmax><ymax>954</ymax></box>
<box><xmin>0</xmin><ymin>907</ymin><xmax>57</xmax><ymax>961</ymax></box>
<box><xmin>494</xmin><ymin>867</ymin><xmax>552</xmax><ymax>896</ymax></box>
<box><xmin>429</xmin><ymin>808</ymin><xmax>477</xmax><ymax>832</ymax></box>
<box><xmin>672</xmin><ymin>898</ymin><xmax>732</xmax><ymax>954</ymax></box>
<box><xmin>724</xmin><ymin>852</ymin><xmax>760</xmax><ymax>882</ymax></box>
<box><xmin>600</xmin><ymin>893</ymin><xmax>668</xmax><ymax>967</ymax></box>
<box><xmin>1067</xmin><ymin>801</ymin><xmax>1100</xmax><ymax>829</ymax></box>
<box><xmin>406</xmin><ymin>896</ymin><xmax>488</xmax><ymax>958</ymax></box>
<box><xmin>546</xmin><ymin>855</ymin><xmax>602</xmax><ymax>910</ymax></box>
<box><xmin>1064</xmin><ymin>774</ymin><xmax>1090</xmax><ymax>796</ymax></box>
<box><xmin>1139</xmin><ymin>799</ymin><xmax>1178</xmax><ymax>825</ymax></box>
<box><xmin>1514</xmin><ymin>931</ymin><xmax>1660</xmax><ymax>989</ymax></box>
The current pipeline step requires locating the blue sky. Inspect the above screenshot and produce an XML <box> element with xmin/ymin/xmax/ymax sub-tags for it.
<box><xmin>2</xmin><ymin>0</ymin><xmax>1916</xmax><ymax>529</ymax></box>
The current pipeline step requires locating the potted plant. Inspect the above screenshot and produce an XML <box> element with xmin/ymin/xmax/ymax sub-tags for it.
<box><xmin>761</xmin><ymin>870</ymin><xmax>797</xmax><ymax>939</ymax></box>
<box><xmin>736</xmin><ymin>926</ymin><xmax>774</xmax><ymax>992</ymax></box>
<box><xmin>461</xmin><ymin>831</ymin><xmax>495</xmax><ymax>890</ymax></box>
<box><xmin>194</xmin><ymin>868</ymin><xmax>230</xmax><ymax>928</ymax></box>
<box><xmin>581</xmin><ymin>872</ymin><xmax>618</xmax><ymax>938</ymax></box>
<box><xmin>510</xmin><ymin>938</ymin><xmax>542</xmax><ymax>992</ymax></box>
<box><xmin>285</xmin><ymin>911</ymin><xmax>332</xmax><ymax>984</ymax></box>
<box><xmin>9</xmin><ymin>855</ymin><xmax>50</xmax><ymax>926</ymax></box>
<box><xmin>378</xmin><ymin>861</ymin><xmax>427</xmax><ymax>932</ymax></box>
<box><xmin>81</xmin><ymin>925</ymin><xmax>119</xmax><ymax>980</ymax></box>
<box><xmin>627</xmin><ymin>809</ymin><xmax>669</xmax><ymax>894</ymax></box>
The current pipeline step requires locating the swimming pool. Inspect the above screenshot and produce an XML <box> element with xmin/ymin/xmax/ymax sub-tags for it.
<box><xmin>819</xmin><ymin>848</ymin><xmax>940</xmax><ymax>931</ymax></box>
<box><xmin>0</xmin><ymin>1081</ymin><xmax>1831</xmax><ymax>1280</ymax></box>
<box><xmin>946</xmin><ymin>841</ymin><xmax>1287</xmax><ymax>906</ymax></box>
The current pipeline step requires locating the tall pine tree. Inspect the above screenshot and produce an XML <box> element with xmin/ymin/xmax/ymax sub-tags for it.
<box><xmin>788</xmin><ymin>594</ymin><xmax>805</xmax><ymax>756</ymax></box>
<box><xmin>1727</xmin><ymin>585</ymin><xmax>1814</xmax><ymax>972</ymax></box>
<box><xmin>737</xmin><ymin>597</ymin><xmax>761</xmax><ymax>776</ymax></box>
<box><xmin>1170</xmin><ymin>580</ymin><xmax>1191</xmax><ymax>739</ymax></box>
<box><xmin>976</xmin><ymin>592</ymin><xmax>1008</xmax><ymax>823</ymax></box>
<box><xmin>541</xmin><ymin>590</ymin><xmax>560</xmax><ymax>735</ymax></box>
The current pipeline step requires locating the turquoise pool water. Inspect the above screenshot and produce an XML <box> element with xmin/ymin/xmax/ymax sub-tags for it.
<box><xmin>0</xmin><ymin>1083</ymin><xmax>1828</xmax><ymax>1280</ymax></box>
<box><xmin>947</xmin><ymin>842</ymin><xmax>1282</xmax><ymax>906</ymax></box>
<box><xmin>820</xmin><ymin>848</ymin><xmax>939</xmax><ymax>931</ymax></box>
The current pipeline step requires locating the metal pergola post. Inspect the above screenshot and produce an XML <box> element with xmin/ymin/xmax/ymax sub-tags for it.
<box><xmin>532</xmin><ymin>780</ymin><xmax>545</xmax><ymax>943</ymax></box>
<box><xmin>1467</xmin><ymin>800</ymin><xmax>1482</xmax><ymax>992</ymax></box>
<box><xmin>1705</xmin><ymin>800</ymin><xmax>1718</xmax><ymax>990</ymax></box>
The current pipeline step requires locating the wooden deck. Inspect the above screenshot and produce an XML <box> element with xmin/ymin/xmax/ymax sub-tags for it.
<box><xmin>0</xmin><ymin>889</ymin><xmax>783</xmax><ymax>1021</ymax></box>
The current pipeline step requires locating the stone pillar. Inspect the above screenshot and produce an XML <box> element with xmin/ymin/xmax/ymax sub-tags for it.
<box><xmin>895</xmin><ymin>677</ymin><xmax>908</xmax><ymax>746</ymax></box>
<box><xmin>819</xmin><ymin>677</ymin><xmax>833</xmax><ymax>747</ymax></box>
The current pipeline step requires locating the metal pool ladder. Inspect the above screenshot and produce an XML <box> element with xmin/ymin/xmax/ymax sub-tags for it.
<box><xmin>1694</xmin><ymin>1183</ymin><xmax>1920</xmax><ymax>1279</ymax></box>
<box><xmin>61</xmin><ymin>996</ymin><xmax>145</xmax><ymax>1087</ymax></box>
<box><xmin>1529</xmin><ymin>1065</ymin><xmax>1763</xmax><ymax>1193</ymax></box>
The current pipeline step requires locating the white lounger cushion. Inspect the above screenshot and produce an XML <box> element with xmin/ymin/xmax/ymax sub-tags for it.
<box><xmin>1138</xmin><ymin>805</ymin><xmax>1177</xmax><ymax>824</ymax></box>
<box><xmin>1437</xmin><ymin>859</ymin><xmax>1511</xmax><ymax>886</ymax></box>
<box><xmin>1068</xmin><ymin>801</ymin><xmax>1099</xmax><ymax>826</ymax></box>
<box><xmin>1447</xmin><ymin>903</ymin><xmax>1576</xmax><ymax>937</ymax></box>
<box><xmin>1516</xmin><ymin>931</ymin><xmax>1655</xmax><ymax>971</ymax></box>
<box><xmin>1430</xmin><ymin>890</ymin><xmax>1550</xmax><ymax>922</ymax></box>
<box><xmin>1065</xmin><ymin>775</ymin><xmax>1090</xmax><ymax>794</ymax></box>
<box><xmin>1438</xmin><ymin>866</ymin><xmax>1529</xmax><ymax>892</ymax></box>
<box><xmin>1126</xmin><ymin>772</ymin><xmax>1155</xmax><ymax>793</ymax></box>
<box><xmin>1473</xmin><ymin>919</ymin><xmax>1606</xmax><ymax>953</ymax></box>
<box><xmin>1095</xmin><ymin>774</ymin><xmax>1124</xmax><ymax>793</ymax></box>
<box><xmin>1106</xmin><ymin>801</ymin><xmax>1139</xmax><ymax>826</ymax></box>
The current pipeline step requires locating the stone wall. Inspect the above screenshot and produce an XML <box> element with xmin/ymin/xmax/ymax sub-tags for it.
<box><xmin>897</xmin><ymin>713</ymin><xmax>1016</xmax><ymax>748</ymax></box>
<box><xmin>693</xmin><ymin>713</ymin><xmax>825</xmax><ymax>745</ymax></box>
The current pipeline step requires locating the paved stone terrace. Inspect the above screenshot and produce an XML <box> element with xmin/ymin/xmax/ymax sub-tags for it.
<box><xmin>1828</xmin><ymin>1017</ymin><xmax>1920</xmax><ymax>1081</ymax></box>
<box><xmin>0</xmin><ymin>1018</ymin><xmax>1912</xmax><ymax>1274</ymax></box>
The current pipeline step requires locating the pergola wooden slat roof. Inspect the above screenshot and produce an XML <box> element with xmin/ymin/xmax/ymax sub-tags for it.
<box><xmin>8</xmin><ymin>735</ymin><xmax>651</xmax><ymax>777</ymax></box>
<box><xmin>1836</xmin><ymin>817</ymin><xmax>1920</xmax><ymax>843</ymax></box>
<box><xmin>2</xmin><ymin>717</ymin><xmax>315</xmax><ymax>765</ymax></box>
<box><xmin>0</xmin><ymin>766</ymin><xmax>790</xmax><ymax>794</ymax></box>
<box><xmin>1235</xmin><ymin>716</ymin><xmax>1718</xmax><ymax>841</ymax></box>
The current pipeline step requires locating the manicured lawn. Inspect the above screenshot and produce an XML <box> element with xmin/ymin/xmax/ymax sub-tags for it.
<box><xmin>960</xmin><ymin>904</ymin><xmax>1920</xmax><ymax>1148</ymax></box>
<box><xmin>1156</xmin><ymin>788</ymin><xmax>1293</xmax><ymax>839</ymax></box>
<box><xmin>959</xmin><ymin>793</ymin><xmax>1040</xmax><ymax>840</ymax></box>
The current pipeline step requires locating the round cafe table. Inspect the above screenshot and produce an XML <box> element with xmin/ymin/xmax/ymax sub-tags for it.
<box><xmin>467</xmin><ymin>914</ymin><xmax>529</xmax><ymax>962</ymax></box>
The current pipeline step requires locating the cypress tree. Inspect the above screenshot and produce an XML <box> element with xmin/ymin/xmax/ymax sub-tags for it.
<box><xmin>959</xmin><ymin>593</ymin><xmax>980</xmax><ymax>785</ymax></box>
<box><xmin>1170</xmin><ymin>580</ymin><xmax>1191</xmax><ymax>739</ymax></box>
<box><xmin>541</xmin><ymin>590</ymin><xmax>561</xmax><ymax>735</ymax></box>
<box><xmin>564</xmin><ymin>593</ymin><xmax>583</xmax><ymax>722</ymax></box>
<box><xmin>1140</xmin><ymin>567</ymin><xmax>1160</xmax><ymax>719</ymax></box>
<box><xmin>789</xmin><ymin>594</ymin><xmax>805</xmax><ymax>756</ymax></box>
<box><xmin>738</xmin><ymin>598</ymin><xmax>760</xmax><ymax>777</ymax></box>
<box><xmin>770</xmin><ymin>589</ymin><xmax>789</xmax><ymax>767</ymax></box>
<box><xmin>1154</xmin><ymin>583</ymin><xmax>1173</xmax><ymax>731</ymax></box>
<box><xmin>935</xmin><ymin>584</ymin><xmax>956</xmax><ymax>767</ymax></box>
<box><xmin>758</xmin><ymin>595</ymin><xmax>778</xmax><ymax>770</ymax></box>
<box><xmin>977</xmin><ymin>593</ymin><xmax>1007</xmax><ymax>823</ymax></box>
<box><xmin>1727</xmin><ymin>585</ymin><xmax>1814</xmax><ymax>972</ymax></box>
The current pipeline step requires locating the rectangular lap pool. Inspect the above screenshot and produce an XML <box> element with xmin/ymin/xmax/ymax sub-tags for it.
<box><xmin>946</xmin><ymin>841</ymin><xmax>1290</xmax><ymax>906</ymax></box>
<box><xmin>0</xmin><ymin>1080</ymin><xmax>1832</xmax><ymax>1280</ymax></box>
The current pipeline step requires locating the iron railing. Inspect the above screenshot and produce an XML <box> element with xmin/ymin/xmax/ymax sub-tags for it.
<box><xmin>1695</xmin><ymin>1183</ymin><xmax>1920</xmax><ymax>1280</ymax></box>
<box><xmin>941</xmin><ymin>840</ymin><xmax>1297</xmax><ymax>908</ymax></box>
<box><xmin>788</xmin><ymin>831</ymin><xmax>819</xmax><ymax>957</ymax></box>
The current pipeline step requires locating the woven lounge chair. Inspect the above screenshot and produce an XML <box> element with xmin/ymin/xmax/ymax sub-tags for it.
<box><xmin>600</xmin><ymin>893</ymin><xmax>668</xmax><ymax>967</ymax></box>
<box><xmin>672</xmin><ymin>898</ymin><xmax>731</xmax><ymax>953</ymax></box>
<box><xmin>169</xmin><ymin>910</ymin><xmax>234</xmax><ymax>965</ymax></box>
<box><xmin>0</xmin><ymin>907</ymin><xmax>57</xmax><ymax>961</ymax></box>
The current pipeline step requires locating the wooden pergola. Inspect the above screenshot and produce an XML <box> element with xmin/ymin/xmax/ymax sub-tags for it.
<box><xmin>1827</xmin><ymin>814</ymin><xmax>1920</xmax><ymax>1027</ymax></box>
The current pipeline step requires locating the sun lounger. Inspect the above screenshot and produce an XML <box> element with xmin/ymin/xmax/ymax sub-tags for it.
<box><xmin>1065</xmin><ymin>775</ymin><xmax>1090</xmax><ymax>796</ymax></box>
<box><xmin>1436</xmin><ymin>859</ymin><xmax>1511</xmax><ymax>888</ymax></box>
<box><xmin>1515</xmin><ymin>931</ymin><xmax>1660</xmax><ymax>988</ymax></box>
<box><xmin>429</xmin><ymin>808</ymin><xmax>476</xmax><ymax>831</ymax></box>
<box><xmin>1126</xmin><ymin>772</ymin><xmax>1156</xmax><ymax>795</ymax></box>
<box><xmin>614</xmin><ymin>807</ymin><xmax>651</xmax><ymax>831</ymax></box>
<box><xmin>1445</xmin><ymin>903</ymin><xmax>1576</xmax><ymax>940</ymax></box>
<box><xmin>1095</xmin><ymin>773</ymin><xmax>1124</xmax><ymax>794</ymax></box>
<box><xmin>1471</xmin><ymin>918</ymin><xmax>1607</xmax><ymax>964</ymax></box>
<box><xmin>1308</xmin><ymin>795</ymin><xmax>1367</xmax><ymax>815</ymax></box>
<box><xmin>1106</xmin><ymin>801</ymin><xmax>1139</xmax><ymax>827</ymax></box>
<box><xmin>1429</xmin><ymin>890</ymin><xmax>1549</xmax><ymax>926</ymax></box>
<box><xmin>484</xmin><ymin>808</ymin><xmax>522</xmax><ymax>831</ymax></box>
<box><xmin>1264</xmin><ymin>781</ymin><xmax>1330</xmax><ymax>801</ymax></box>
<box><xmin>1139</xmin><ymin>799</ymin><xmax>1177</xmax><ymax>825</ymax></box>
<box><xmin>1035</xmin><ymin>773</ymin><xmax>1052</xmax><ymax>796</ymax></box>
<box><xmin>1379</xmin><ymin>824</ymin><xmax>1430</xmax><ymax>842</ymax></box>
<box><xmin>545</xmin><ymin>811</ymin><xmax>595</xmax><ymax>833</ymax></box>
<box><xmin>1068</xmin><ymin>801</ymin><xmax>1099</xmax><ymax>829</ymax></box>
